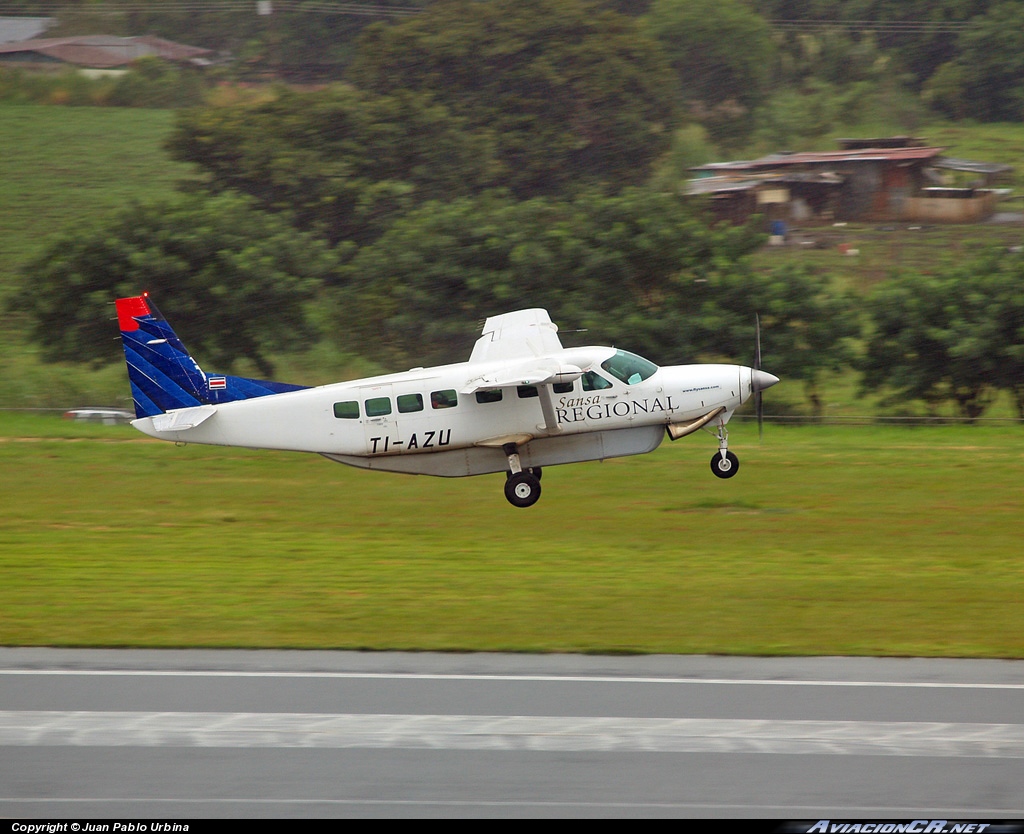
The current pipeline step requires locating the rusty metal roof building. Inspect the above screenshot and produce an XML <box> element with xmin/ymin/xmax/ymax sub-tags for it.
<box><xmin>687</xmin><ymin>139</ymin><xmax>1012</xmax><ymax>224</ymax></box>
<box><xmin>693</xmin><ymin>146</ymin><xmax>946</xmax><ymax>175</ymax></box>
<box><xmin>0</xmin><ymin>35</ymin><xmax>212</xmax><ymax>68</ymax></box>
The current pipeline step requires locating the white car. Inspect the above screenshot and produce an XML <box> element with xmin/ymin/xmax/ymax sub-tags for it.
<box><xmin>62</xmin><ymin>408</ymin><xmax>134</xmax><ymax>425</ymax></box>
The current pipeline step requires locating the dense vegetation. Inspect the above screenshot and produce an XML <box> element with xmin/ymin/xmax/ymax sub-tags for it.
<box><xmin>4</xmin><ymin>0</ymin><xmax>1024</xmax><ymax>419</ymax></box>
<box><xmin>6</xmin><ymin>0</ymin><xmax>1024</xmax><ymax>140</ymax></box>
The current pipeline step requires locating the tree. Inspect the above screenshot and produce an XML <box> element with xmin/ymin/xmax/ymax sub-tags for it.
<box><xmin>859</xmin><ymin>253</ymin><xmax>1024</xmax><ymax>420</ymax></box>
<box><xmin>14</xmin><ymin>192</ymin><xmax>338</xmax><ymax>377</ymax></box>
<box><xmin>642</xmin><ymin>0</ymin><xmax>776</xmax><ymax>147</ymax></box>
<box><xmin>963</xmin><ymin>252</ymin><xmax>1024</xmax><ymax>418</ymax></box>
<box><xmin>686</xmin><ymin>264</ymin><xmax>858</xmax><ymax>416</ymax></box>
<box><xmin>347</xmin><ymin>0</ymin><xmax>680</xmax><ymax>197</ymax></box>
<box><xmin>326</xmin><ymin>188</ymin><xmax>761</xmax><ymax>365</ymax></box>
<box><xmin>167</xmin><ymin>85</ymin><xmax>497</xmax><ymax>245</ymax></box>
<box><xmin>941</xmin><ymin>1</ymin><xmax>1024</xmax><ymax>121</ymax></box>
<box><xmin>328</xmin><ymin>186</ymin><xmax>852</xmax><ymax>399</ymax></box>
<box><xmin>754</xmin><ymin>1</ymin><xmax>996</xmax><ymax>89</ymax></box>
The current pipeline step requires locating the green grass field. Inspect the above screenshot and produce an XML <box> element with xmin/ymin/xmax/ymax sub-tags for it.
<box><xmin>0</xmin><ymin>104</ymin><xmax>190</xmax><ymax>290</ymax></box>
<box><xmin>2</xmin><ymin>413</ymin><xmax>1021</xmax><ymax>656</ymax></box>
<box><xmin>0</xmin><ymin>104</ymin><xmax>195</xmax><ymax>408</ymax></box>
<box><xmin>751</xmin><ymin>222</ymin><xmax>1024</xmax><ymax>295</ymax></box>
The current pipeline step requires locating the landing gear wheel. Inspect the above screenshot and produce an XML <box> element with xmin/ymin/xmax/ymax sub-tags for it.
<box><xmin>504</xmin><ymin>472</ymin><xmax>542</xmax><ymax>507</ymax></box>
<box><xmin>710</xmin><ymin>450</ymin><xmax>739</xmax><ymax>479</ymax></box>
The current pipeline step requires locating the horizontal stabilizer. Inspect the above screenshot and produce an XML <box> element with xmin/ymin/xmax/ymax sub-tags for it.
<box><xmin>150</xmin><ymin>404</ymin><xmax>217</xmax><ymax>433</ymax></box>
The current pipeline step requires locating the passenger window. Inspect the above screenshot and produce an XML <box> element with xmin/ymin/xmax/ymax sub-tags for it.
<box><xmin>476</xmin><ymin>389</ymin><xmax>502</xmax><ymax>404</ymax></box>
<box><xmin>365</xmin><ymin>396</ymin><xmax>392</xmax><ymax>417</ymax></box>
<box><xmin>581</xmin><ymin>371</ymin><xmax>613</xmax><ymax>391</ymax></box>
<box><xmin>397</xmin><ymin>393</ymin><xmax>423</xmax><ymax>413</ymax></box>
<box><xmin>553</xmin><ymin>382</ymin><xmax>574</xmax><ymax>394</ymax></box>
<box><xmin>517</xmin><ymin>386</ymin><xmax>539</xmax><ymax>399</ymax></box>
<box><xmin>333</xmin><ymin>401</ymin><xmax>359</xmax><ymax>419</ymax></box>
<box><xmin>430</xmin><ymin>389</ymin><xmax>458</xmax><ymax>409</ymax></box>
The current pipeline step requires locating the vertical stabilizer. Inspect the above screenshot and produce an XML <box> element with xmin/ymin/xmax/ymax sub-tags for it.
<box><xmin>116</xmin><ymin>294</ymin><xmax>307</xmax><ymax>419</ymax></box>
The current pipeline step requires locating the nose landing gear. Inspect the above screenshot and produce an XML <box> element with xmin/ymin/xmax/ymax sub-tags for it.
<box><xmin>708</xmin><ymin>424</ymin><xmax>740</xmax><ymax>479</ymax></box>
<box><xmin>710</xmin><ymin>449</ymin><xmax>739</xmax><ymax>478</ymax></box>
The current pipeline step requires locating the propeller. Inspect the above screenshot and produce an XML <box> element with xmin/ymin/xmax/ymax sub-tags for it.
<box><xmin>755</xmin><ymin>313</ymin><xmax>763</xmax><ymax>441</ymax></box>
<box><xmin>750</xmin><ymin>313</ymin><xmax>780</xmax><ymax>441</ymax></box>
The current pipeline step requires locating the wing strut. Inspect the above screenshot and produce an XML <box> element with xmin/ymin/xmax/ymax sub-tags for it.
<box><xmin>536</xmin><ymin>385</ymin><xmax>563</xmax><ymax>434</ymax></box>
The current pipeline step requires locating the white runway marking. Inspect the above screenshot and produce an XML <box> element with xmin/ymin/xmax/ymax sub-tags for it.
<box><xmin>3</xmin><ymin>711</ymin><xmax>1023</xmax><ymax>757</ymax></box>
<box><xmin>2</xmin><ymin>668</ymin><xmax>1024</xmax><ymax>689</ymax></box>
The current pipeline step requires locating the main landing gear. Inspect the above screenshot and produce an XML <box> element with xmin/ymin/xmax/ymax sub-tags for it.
<box><xmin>503</xmin><ymin>443</ymin><xmax>542</xmax><ymax>507</ymax></box>
<box><xmin>708</xmin><ymin>424</ymin><xmax>740</xmax><ymax>479</ymax></box>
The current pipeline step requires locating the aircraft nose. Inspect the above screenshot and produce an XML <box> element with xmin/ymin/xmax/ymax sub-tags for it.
<box><xmin>751</xmin><ymin>369</ymin><xmax>780</xmax><ymax>392</ymax></box>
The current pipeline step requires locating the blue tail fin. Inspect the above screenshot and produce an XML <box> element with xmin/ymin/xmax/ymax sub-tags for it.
<box><xmin>116</xmin><ymin>294</ymin><xmax>308</xmax><ymax>419</ymax></box>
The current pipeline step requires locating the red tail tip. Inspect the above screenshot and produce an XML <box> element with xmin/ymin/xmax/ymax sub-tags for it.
<box><xmin>116</xmin><ymin>296</ymin><xmax>151</xmax><ymax>332</ymax></box>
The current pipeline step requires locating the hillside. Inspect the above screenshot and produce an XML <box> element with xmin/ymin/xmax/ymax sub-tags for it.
<box><xmin>1</xmin><ymin>103</ymin><xmax>1022</xmax><ymax>414</ymax></box>
<box><xmin>0</xmin><ymin>104</ymin><xmax>191</xmax><ymax>294</ymax></box>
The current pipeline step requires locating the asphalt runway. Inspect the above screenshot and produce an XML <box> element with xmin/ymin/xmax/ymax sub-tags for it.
<box><xmin>1</xmin><ymin>649</ymin><xmax>1023</xmax><ymax>818</ymax></box>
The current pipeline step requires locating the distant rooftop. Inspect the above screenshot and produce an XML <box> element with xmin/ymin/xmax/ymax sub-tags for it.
<box><xmin>0</xmin><ymin>16</ymin><xmax>54</xmax><ymax>44</ymax></box>
<box><xmin>934</xmin><ymin>157</ymin><xmax>1014</xmax><ymax>176</ymax></box>
<box><xmin>0</xmin><ymin>34</ymin><xmax>212</xmax><ymax>68</ymax></box>
<box><xmin>693</xmin><ymin>146</ymin><xmax>946</xmax><ymax>174</ymax></box>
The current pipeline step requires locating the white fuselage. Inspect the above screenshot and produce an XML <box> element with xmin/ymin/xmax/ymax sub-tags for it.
<box><xmin>132</xmin><ymin>346</ymin><xmax>756</xmax><ymax>477</ymax></box>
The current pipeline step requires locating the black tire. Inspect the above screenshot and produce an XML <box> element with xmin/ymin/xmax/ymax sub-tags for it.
<box><xmin>710</xmin><ymin>450</ymin><xmax>739</xmax><ymax>479</ymax></box>
<box><xmin>504</xmin><ymin>472</ymin><xmax>542</xmax><ymax>507</ymax></box>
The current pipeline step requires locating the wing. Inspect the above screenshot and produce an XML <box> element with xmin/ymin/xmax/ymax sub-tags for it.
<box><xmin>459</xmin><ymin>362</ymin><xmax>583</xmax><ymax>395</ymax></box>
<box><xmin>463</xmin><ymin>309</ymin><xmax>580</xmax><ymax>395</ymax></box>
<box><xmin>468</xmin><ymin>309</ymin><xmax>564</xmax><ymax>364</ymax></box>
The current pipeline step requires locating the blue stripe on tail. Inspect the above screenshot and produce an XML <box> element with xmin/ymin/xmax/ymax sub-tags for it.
<box><xmin>116</xmin><ymin>295</ymin><xmax>308</xmax><ymax>419</ymax></box>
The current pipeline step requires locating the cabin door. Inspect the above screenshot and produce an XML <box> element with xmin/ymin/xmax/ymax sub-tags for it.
<box><xmin>359</xmin><ymin>384</ymin><xmax>402</xmax><ymax>455</ymax></box>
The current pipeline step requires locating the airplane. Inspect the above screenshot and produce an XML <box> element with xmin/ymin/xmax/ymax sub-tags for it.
<box><xmin>116</xmin><ymin>294</ymin><xmax>779</xmax><ymax>507</ymax></box>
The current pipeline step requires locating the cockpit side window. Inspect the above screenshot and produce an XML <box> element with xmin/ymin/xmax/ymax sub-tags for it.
<box><xmin>581</xmin><ymin>371</ymin><xmax>613</xmax><ymax>391</ymax></box>
<box><xmin>600</xmin><ymin>350</ymin><xmax>659</xmax><ymax>385</ymax></box>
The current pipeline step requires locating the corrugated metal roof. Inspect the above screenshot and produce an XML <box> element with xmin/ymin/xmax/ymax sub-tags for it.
<box><xmin>686</xmin><ymin>177</ymin><xmax>765</xmax><ymax>196</ymax></box>
<box><xmin>131</xmin><ymin>35</ymin><xmax>212</xmax><ymax>61</ymax></box>
<box><xmin>0</xmin><ymin>16</ymin><xmax>54</xmax><ymax>44</ymax></box>
<box><xmin>934</xmin><ymin>157</ymin><xmax>1014</xmax><ymax>175</ymax></box>
<box><xmin>686</xmin><ymin>171</ymin><xmax>844</xmax><ymax>196</ymax></box>
<box><xmin>0</xmin><ymin>34</ymin><xmax>212</xmax><ymax>68</ymax></box>
<box><xmin>695</xmin><ymin>146</ymin><xmax>945</xmax><ymax>173</ymax></box>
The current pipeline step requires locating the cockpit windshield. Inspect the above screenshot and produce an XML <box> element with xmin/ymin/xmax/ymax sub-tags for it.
<box><xmin>600</xmin><ymin>350</ymin><xmax>659</xmax><ymax>385</ymax></box>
